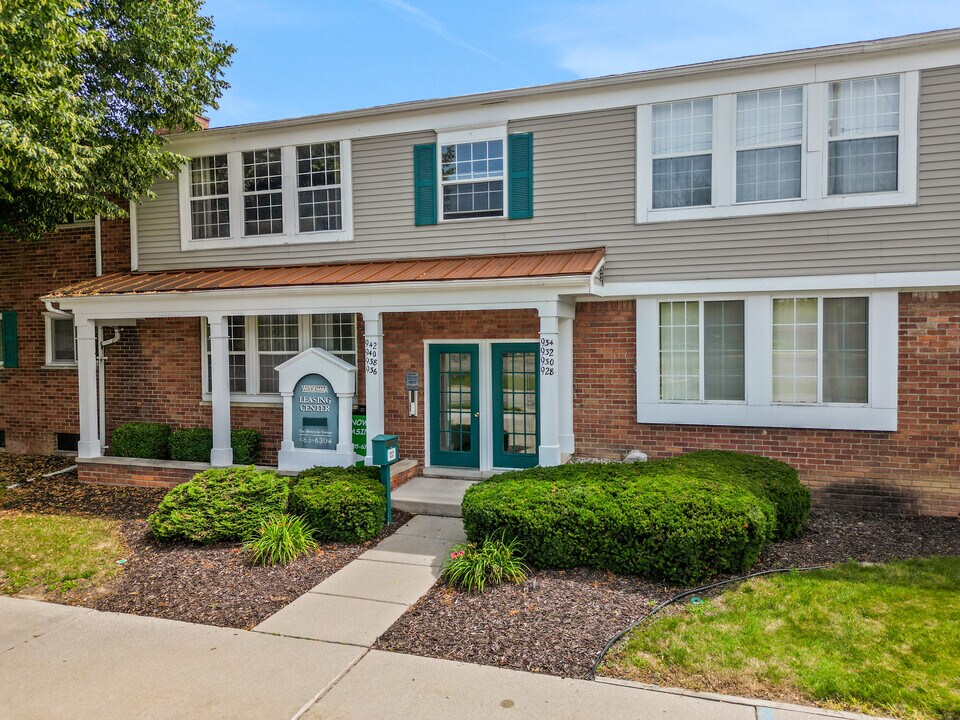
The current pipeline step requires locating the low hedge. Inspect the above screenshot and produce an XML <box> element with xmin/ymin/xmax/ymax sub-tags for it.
<box><xmin>168</xmin><ymin>428</ymin><xmax>263</xmax><ymax>465</ymax></box>
<box><xmin>111</xmin><ymin>422</ymin><xmax>171</xmax><ymax>460</ymax></box>
<box><xmin>289</xmin><ymin>466</ymin><xmax>386</xmax><ymax>543</ymax></box>
<box><xmin>665</xmin><ymin>450</ymin><xmax>810</xmax><ymax>540</ymax></box>
<box><xmin>148</xmin><ymin>466</ymin><xmax>289</xmax><ymax>543</ymax></box>
<box><xmin>462</xmin><ymin>457</ymin><xmax>785</xmax><ymax>584</ymax></box>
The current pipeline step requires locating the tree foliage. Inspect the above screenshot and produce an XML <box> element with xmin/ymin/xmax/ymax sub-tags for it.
<box><xmin>0</xmin><ymin>0</ymin><xmax>234</xmax><ymax>240</ymax></box>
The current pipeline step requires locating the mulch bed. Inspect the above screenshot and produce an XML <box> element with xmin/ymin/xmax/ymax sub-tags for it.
<box><xmin>78</xmin><ymin>510</ymin><xmax>413</xmax><ymax>629</ymax></box>
<box><xmin>1</xmin><ymin>454</ymin><xmax>412</xmax><ymax>629</ymax></box>
<box><xmin>375</xmin><ymin>508</ymin><xmax>960</xmax><ymax>679</ymax></box>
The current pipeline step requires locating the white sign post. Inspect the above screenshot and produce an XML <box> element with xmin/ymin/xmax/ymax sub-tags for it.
<box><xmin>277</xmin><ymin>348</ymin><xmax>358</xmax><ymax>472</ymax></box>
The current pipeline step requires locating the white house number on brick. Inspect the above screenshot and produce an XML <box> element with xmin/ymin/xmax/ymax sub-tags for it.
<box><xmin>364</xmin><ymin>338</ymin><xmax>379</xmax><ymax>376</ymax></box>
<box><xmin>539</xmin><ymin>337</ymin><xmax>555</xmax><ymax>376</ymax></box>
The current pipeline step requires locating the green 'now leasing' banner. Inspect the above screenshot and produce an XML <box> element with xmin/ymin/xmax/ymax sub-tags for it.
<box><xmin>352</xmin><ymin>412</ymin><xmax>366</xmax><ymax>466</ymax></box>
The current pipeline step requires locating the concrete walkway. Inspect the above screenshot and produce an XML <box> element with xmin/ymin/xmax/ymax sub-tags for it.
<box><xmin>391</xmin><ymin>476</ymin><xmax>476</xmax><ymax>517</ymax></box>
<box><xmin>253</xmin><ymin>515</ymin><xmax>465</xmax><ymax>646</ymax></box>
<box><xmin>0</xmin><ymin>515</ymin><xmax>876</xmax><ymax>720</ymax></box>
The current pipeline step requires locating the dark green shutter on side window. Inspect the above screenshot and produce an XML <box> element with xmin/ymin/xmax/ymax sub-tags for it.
<box><xmin>508</xmin><ymin>132</ymin><xmax>534</xmax><ymax>219</ymax></box>
<box><xmin>413</xmin><ymin>143</ymin><xmax>438</xmax><ymax>226</ymax></box>
<box><xmin>1</xmin><ymin>311</ymin><xmax>17</xmax><ymax>368</ymax></box>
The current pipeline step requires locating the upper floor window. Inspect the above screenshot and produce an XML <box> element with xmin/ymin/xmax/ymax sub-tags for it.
<box><xmin>827</xmin><ymin>75</ymin><xmax>899</xmax><ymax>195</ymax></box>
<box><xmin>189</xmin><ymin>155</ymin><xmax>230</xmax><ymax>239</ymax></box>
<box><xmin>297</xmin><ymin>143</ymin><xmax>343</xmax><ymax>232</ymax></box>
<box><xmin>441</xmin><ymin>139</ymin><xmax>505</xmax><ymax>219</ymax></box>
<box><xmin>736</xmin><ymin>87</ymin><xmax>803</xmax><ymax>202</ymax></box>
<box><xmin>636</xmin><ymin>71</ymin><xmax>917</xmax><ymax>223</ymax></box>
<box><xmin>242</xmin><ymin>149</ymin><xmax>283</xmax><ymax>236</ymax></box>
<box><xmin>179</xmin><ymin>141</ymin><xmax>353</xmax><ymax>251</ymax></box>
<box><xmin>651</xmin><ymin>99</ymin><xmax>712</xmax><ymax>209</ymax></box>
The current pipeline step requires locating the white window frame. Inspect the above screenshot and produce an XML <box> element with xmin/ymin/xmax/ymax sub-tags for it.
<box><xmin>437</xmin><ymin>124</ymin><xmax>508</xmax><ymax>223</ymax></box>
<box><xmin>43</xmin><ymin>313</ymin><xmax>77</xmax><ymax>368</ymax></box>
<box><xmin>201</xmin><ymin>314</ymin><xmax>358</xmax><ymax>404</ymax></box>
<box><xmin>636</xmin><ymin>71</ymin><xmax>918</xmax><ymax>223</ymax></box>
<box><xmin>636</xmin><ymin>291</ymin><xmax>898</xmax><ymax>431</ymax></box>
<box><xmin>240</xmin><ymin>147</ymin><xmax>285</xmax><ymax>238</ymax></box>
<box><xmin>179</xmin><ymin>140</ymin><xmax>354</xmax><ymax>251</ymax></box>
<box><xmin>658</xmin><ymin>298</ymin><xmax>747</xmax><ymax>404</ymax></box>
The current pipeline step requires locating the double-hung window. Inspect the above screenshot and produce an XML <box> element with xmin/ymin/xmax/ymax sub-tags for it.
<box><xmin>297</xmin><ymin>143</ymin><xmax>342</xmax><ymax>232</ymax></box>
<box><xmin>440</xmin><ymin>138</ymin><xmax>505</xmax><ymax>220</ymax></box>
<box><xmin>659</xmin><ymin>300</ymin><xmax>745</xmax><ymax>402</ymax></box>
<box><xmin>651</xmin><ymin>99</ymin><xmax>713</xmax><ymax>209</ymax></box>
<box><xmin>45</xmin><ymin>315</ymin><xmax>77</xmax><ymax>366</ymax></box>
<box><xmin>202</xmin><ymin>314</ymin><xmax>358</xmax><ymax>400</ymax></box>
<box><xmin>180</xmin><ymin>141</ymin><xmax>353</xmax><ymax>249</ymax></box>
<box><xmin>736</xmin><ymin>87</ymin><xmax>803</xmax><ymax>202</ymax></box>
<box><xmin>189</xmin><ymin>155</ymin><xmax>230</xmax><ymax>239</ymax></box>
<box><xmin>773</xmin><ymin>297</ymin><xmax>868</xmax><ymax>404</ymax></box>
<box><xmin>827</xmin><ymin>76</ymin><xmax>900</xmax><ymax>195</ymax></box>
<box><xmin>242</xmin><ymin>149</ymin><xmax>283</xmax><ymax>236</ymax></box>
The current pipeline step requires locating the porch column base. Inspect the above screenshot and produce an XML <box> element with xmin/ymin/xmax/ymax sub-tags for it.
<box><xmin>538</xmin><ymin>443</ymin><xmax>563</xmax><ymax>467</ymax></box>
<box><xmin>560</xmin><ymin>433</ymin><xmax>575</xmax><ymax>455</ymax></box>
<box><xmin>77</xmin><ymin>440</ymin><xmax>102</xmax><ymax>460</ymax></box>
<box><xmin>210</xmin><ymin>447</ymin><xmax>234</xmax><ymax>466</ymax></box>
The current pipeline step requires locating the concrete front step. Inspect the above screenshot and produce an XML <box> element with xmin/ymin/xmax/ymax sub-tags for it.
<box><xmin>391</xmin><ymin>476</ymin><xmax>476</xmax><ymax>517</ymax></box>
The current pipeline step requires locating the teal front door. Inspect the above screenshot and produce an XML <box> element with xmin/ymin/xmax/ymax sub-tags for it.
<box><xmin>429</xmin><ymin>344</ymin><xmax>480</xmax><ymax>468</ymax></box>
<box><xmin>492</xmin><ymin>343</ymin><xmax>540</xmax><ymax>469</ymax></box>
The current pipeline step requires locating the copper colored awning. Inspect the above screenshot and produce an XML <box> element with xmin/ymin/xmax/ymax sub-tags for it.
<box><xmin>46</xmin><ymin>249</ymin><xmax>605</xmax><ymax>299</ymax></box>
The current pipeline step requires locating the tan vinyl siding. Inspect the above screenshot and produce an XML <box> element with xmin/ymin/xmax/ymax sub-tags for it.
<box><xmin>136</xmin><ymin>67</ymin><xmax>960</xmax><ymax>282</ymax></box>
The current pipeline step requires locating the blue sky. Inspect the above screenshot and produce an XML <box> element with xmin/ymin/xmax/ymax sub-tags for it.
<box><xmin>203</xmin><ymin>0</ymin><xmax>960</xmax><ymax>127</ymax></box>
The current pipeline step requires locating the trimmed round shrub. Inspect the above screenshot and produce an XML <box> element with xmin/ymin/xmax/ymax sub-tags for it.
<box><xmin>665</xmin><ymin>450</ymin><xmax>810</xmax><ymax>540</ymax></box>
<box><xmin>168</xmin><ymin>428</ymin><xmax>263</xmax><ymax>464</ymax></box>
<box><xmin>462</xmin><ymin>460</ymin><xmax>777</xmax><ymax>584</ymax></box>
<box><xmin>111</xmin><ymin>422</ymin><xmax>171</xmax><ymax>459</ymax></box>
<box><xmin>289</xmin><ymin>466</ymin><xmax>386</xmax><ymax>543</ymax></box>
<box><xmin>148</xmin><ymin>466</ymin><xmax>289</xmax><ymax>543</ymax></box>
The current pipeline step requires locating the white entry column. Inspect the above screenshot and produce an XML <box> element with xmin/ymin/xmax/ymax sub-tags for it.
<box><xmin>208</xmin><ymin>314</ymin><xmax>233</xmax><ymax>466</ymax></box>
<box><xmin>558</xmin><ymin>313</ymin><xmax>575</xmax><ymax>457</ymax></box>
<box><xmin>76</xmin><ymin>319</ymin><xmax>101</xmax><ymax>459</ymax></box>
<box><xmin>361</xmin><ymin>310</ymin><xmax>385</xmax><ymax>465</ymax></box>
<box><xmin>538</xmin><ymin>312</ymin><xmax>562</xmax><ymax>466</ymax></box>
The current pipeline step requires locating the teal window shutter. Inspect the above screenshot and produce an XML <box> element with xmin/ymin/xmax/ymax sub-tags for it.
<box><xmin>1</xmin><ymin>311</ymin><xmax>17</xmax><ymax>368</ymax></box>
<box><xmin>413</xmin><ymin>143</ymin><xmax>438</xmax><ymax>226</ymax></box>
<box><xmin>508</xmin><ymin>133</ymin><xmax>534</xmax><ymax>219</ymax></box>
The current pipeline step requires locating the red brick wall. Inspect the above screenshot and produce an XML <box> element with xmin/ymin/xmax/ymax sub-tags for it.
<box><xmin>78</xmin><ymin>459</ymin><xmax>198</xmax><ymax>488</ymax></box>
<box><xmin>382</xmin><ymin>309</ymin><xmax>540</xmax><ymax>464</ymax></box>
<box><xmin>574</xmin><ymin>297</ymin><xmax>960</xmax><ymax>516</ymax></box>
<box><xmin>0</xmin><ymin>210</ymin><xmax>130</xmax><ymax>453</ymax></box>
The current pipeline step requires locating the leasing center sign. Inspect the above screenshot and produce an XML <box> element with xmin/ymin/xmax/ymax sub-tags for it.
<box><xmin>293</xmin><ymin>373</ymin><xmax>339</xmax><ymax>450</ymax></box>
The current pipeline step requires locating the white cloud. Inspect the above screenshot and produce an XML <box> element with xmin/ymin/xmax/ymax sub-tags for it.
<box><xmin>528</xmin><ymin>0</ymin><xmax>960</xmax><ymax>78</ymax></box>
<box><xmin>378</xmin><ymin>0</ymin><xmax>506</xmax><ymax>66</ymax></box>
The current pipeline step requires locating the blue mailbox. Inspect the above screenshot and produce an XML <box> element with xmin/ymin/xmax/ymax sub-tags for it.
<box><xmin>371</xmin><ymin>434</ymin><xmax>399</xmax><ymax>523</ymax></box>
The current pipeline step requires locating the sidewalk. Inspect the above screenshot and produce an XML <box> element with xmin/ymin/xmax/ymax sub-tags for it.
<box><xmin>0</xmin><ymin>515</ymin><xmax>877</xmax><ymax>720</ymax></box>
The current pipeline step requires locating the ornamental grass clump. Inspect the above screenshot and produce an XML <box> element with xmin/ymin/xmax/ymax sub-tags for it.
<box><xmin>441</xmin><ymin>533</ymin><xmax>529</xmax><ymax>592</ymax></box>
<box><xmin>244</xmin><ymin>515</ymin><xmax>317</xmax><ymax>566</ymax></box>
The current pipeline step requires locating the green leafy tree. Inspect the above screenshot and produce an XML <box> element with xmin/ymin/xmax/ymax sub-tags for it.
<box><xmin>0</xmin><ymin>0</ymin><xmax>234</xmax><ymax>240</ymax></box>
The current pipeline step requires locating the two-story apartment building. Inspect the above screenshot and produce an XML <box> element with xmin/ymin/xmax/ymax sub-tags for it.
<box><xmin>3</xmin><ymin>29</ymin><xmax>960</xmax><ymax>514</ymax></box>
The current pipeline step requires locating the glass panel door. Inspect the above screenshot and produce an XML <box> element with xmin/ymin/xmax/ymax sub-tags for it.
<box><xmin>429</xmin><ymin>344</ymin><xmax>480</xmax><ymax>468</ymax></box>
<box><xmin>492</xmin><ymin>343</ymin><xmax>539</xmax><ymax>468</ymax></box>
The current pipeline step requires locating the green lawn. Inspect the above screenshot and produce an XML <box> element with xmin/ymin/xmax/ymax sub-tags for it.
<box><xmin>603</xmin><ymin>558</ymin><xmax>960</xmax><ymax>720</ymax></box>
<box><xmin>0</xmin><ymin>513</ymin><xmax>125</xmax><ymax>594</ymax></box>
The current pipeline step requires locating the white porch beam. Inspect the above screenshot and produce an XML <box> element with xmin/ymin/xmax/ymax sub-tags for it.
<box><xmin>208</xmin><ymin>314</ymin><xmax>233</xmax><ymax>466</ymax></box>
<box><xmin>538</xmin><ymin>313</ymin><xmax>562</xmax><ymax>467</ymax></box>
<box><xmin>362</xmin><ymin>311</ymin><xmax>385</xmax><ymax>466</ymax></box>
<box><xmin>76</xmin><ymin>320</ymin><xmax>101</xmax><ymax>459</ymax></box>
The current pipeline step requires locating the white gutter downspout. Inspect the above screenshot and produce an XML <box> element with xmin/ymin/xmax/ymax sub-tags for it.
<box><xmin>94</xmin><ymin>214</ymin><xmax>103</xmax><ymax>277</ymax></box>
<box><xmin>98</xmin><ymin>328</ymin><xmax>121</xmax><ymax>452</ymax></box>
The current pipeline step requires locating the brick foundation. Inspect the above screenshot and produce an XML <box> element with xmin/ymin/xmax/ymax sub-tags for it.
<box><xmin>574</xmin><ymin>297</ymin><xmax>960</xmax><ymax>516</ymax></box>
